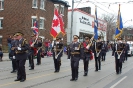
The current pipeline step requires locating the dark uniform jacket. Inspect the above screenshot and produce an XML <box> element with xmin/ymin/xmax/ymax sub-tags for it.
<box><xmin>101</xmin><ymin>43</ymin><xmax>107</xmax><ymax>53</ymax></box>
<box><xmin>67</xmin><ymin>42</ymin><xmax>84</xmax><ymax>61</ymax></box>
<box><xmin>124</xmin><ymin>43</ymin><xmax>130</xmax><ymax>53</ymax></box>
<box><xmin>82</xmin><ymin>42</ymin><xmax>93</xmax><ymax>60</ymax></box>
<box><xmin>9</xmin><ymin>39</ymin><xmax>18</xmax><ymax>59</ymax></box>
<box><xmin>112</xmin><ymin>43</ymin><xmax>125</xmax><ymax>62</ymax></box>
<box><xmin>52</xmin><ymin>41</ymin><xmax>63</xmax><ymax>60</ymax></box>
<box><xmin>92</xmin><ymin>41</ymin><xmax>103</xmax><ymax>58</ymax></box>
<box><xmin>15</xmin><ymin>38</ymin><xmax>29</xmax><ymax>60</ymax></box>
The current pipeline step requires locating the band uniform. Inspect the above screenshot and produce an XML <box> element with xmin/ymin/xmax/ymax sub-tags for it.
<box><xmin>92</xmin><ymin>37</ymin><xmax>103</xmax><ymax>71</ymax></box>
<box><xmin>112</xmin><ymin>37</ymin><xmax>125</xmax><ymax>74</ymax></box>
<box><xmin>82</xmin><ymin>36</ymin><xmax>93</xmax><ymax>76</ymax></box>
<box><xmin>67</xmin><ymin>35</ymin><xmax>84</xmax><ymax>81</ymax></box>
<box><xmin>14</xmin><ymin>32</ymin><xmax>29</xmax><ymax>82</ymax></box>
<box><xmin>52</xmin><ymin>37</ymin><xmax>63</xmax><ymax>73</ymax></box>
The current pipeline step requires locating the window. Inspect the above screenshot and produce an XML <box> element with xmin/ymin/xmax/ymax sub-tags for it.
<box><xmin>39</xmin><ymin>17</ymin><xmax>45</xmax><ymax>29</ymax></box>
<box><xmin>31</xmin><ymin>16</ymin><xmax>37</xmax><ymax>27</ymax></box>
<box><xmin>60</xmin><ymin>5</ymin><xmax>64</xmax><ymax>15</ymax></box>
<box><xmin>0</xmin><ymin>17</ymin><xmax>3</xmax><ymax>29</ymax></box>
<box><xmin>0</xmin><ymin>0</ymin><xmax>4</xmax><ymax>10</ymax></box>
<box><xmin>32</xmin><ymin>0</ymin><xmax>38</xmax><ymax>8</ymax></box>
<box><xmin>54</xmin><ymin>4</ymin><xmax>59</xmax><ymax>10</ymax></box>
<box><xmin>40</xmin><ymin>0</ymin><xmax>45</xmax><ymax>10</ymax></box>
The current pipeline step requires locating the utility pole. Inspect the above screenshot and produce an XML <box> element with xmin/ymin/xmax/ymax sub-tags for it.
<box><xmin>70</xmin><ymin>0</ymin><xmax>74</xmax><ymax>42</ymax></box>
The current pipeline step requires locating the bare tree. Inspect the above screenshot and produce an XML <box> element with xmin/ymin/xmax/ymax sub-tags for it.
<box><xmin>101</xmin><ymin>14</ymin><xmax>117</xmax><ymax>41</ymax></box>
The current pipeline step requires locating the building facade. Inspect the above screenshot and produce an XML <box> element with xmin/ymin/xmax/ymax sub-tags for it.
<box><xmin>67</xmin><ymin>9</ymin><xmax>107</xmax><ymax>44</ymax></box>
<box><xmin>0</xmin><ymin>0</ymin><xmax>69</xmax><ymax>46</ymax></box>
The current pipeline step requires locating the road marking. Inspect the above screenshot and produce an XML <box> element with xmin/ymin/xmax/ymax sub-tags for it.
<box><xmin>110</xmin><ymin>76</ymin><xmax>127</xmax><ymax>88</ymax></box>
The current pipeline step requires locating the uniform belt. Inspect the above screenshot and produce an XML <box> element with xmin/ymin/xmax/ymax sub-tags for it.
<box><xmin>71</xmin><ymin>52</ymin><xmax>80</xmax><ymax>54</ymax></box>
<box><xmin>55</xmin><ymin>49</ymin><xmax>62</xmax><ymax>51</ymax></box>
<box><xmin>16</xmin><ymin>51</ymin><xmax>26</xmax><ymax>54</ymax></box>
<box><xmin>115</xmin><ymin>51</ymin><xmax>122</xmax><ymax>52</ymax></box>
<box><xmin>96</xmin><ymin>49</ymin><xmax>100</xmax><ymax>51</ymax></box>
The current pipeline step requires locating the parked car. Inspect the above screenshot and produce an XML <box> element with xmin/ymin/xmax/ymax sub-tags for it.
<box><xmin>127</xmin><ymin>41</ymin><xmax>133</xmax><ymax>56</ymax></box>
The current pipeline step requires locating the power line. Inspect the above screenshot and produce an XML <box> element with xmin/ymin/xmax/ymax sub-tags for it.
<box><xmin>74</xmin><ymin>0</ymin><xmax>133</xmax><ymax>26</ymax></box>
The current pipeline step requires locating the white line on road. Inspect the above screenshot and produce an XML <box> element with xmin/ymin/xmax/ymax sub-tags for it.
<box><xmin>110</xmin><ymin>76</ymin><xmax>127</xmax><ymax>88</ymax></box>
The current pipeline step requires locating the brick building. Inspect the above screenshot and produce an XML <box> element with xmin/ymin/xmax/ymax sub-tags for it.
<box><xmin>0</xmin><ymin>0</ymin><xmax>70</xmax><ymax>46</ymax></box>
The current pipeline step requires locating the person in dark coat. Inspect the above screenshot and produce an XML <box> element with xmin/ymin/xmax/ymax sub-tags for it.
<box><xmin>92</xmin><ymin>37</ymin><xmax>103</xmax><ymax>71</ymax></box>
<box><xmin>67</xmin><ymin>35</ymin><xmax>84</xmax><ymax>81</ymax></box>
<box><xmin>82</xmin><ymin>36</ymin><xmax>93</xmax><ymax>76</ymax></box>
<box><xmin>10</xmin><ymin>34</ymin><xmax>18</xmax><ymax>73</ymax></box>
<box><xmin>101</xmin><ymin>41</ymin><xmax>107</xmax><ymax>61</ymax></box>
<box><xmin>36</xmin><ymin>37</ymin><xmax>42</xmax><ymax>65</ymax></box>
<box><xmin>123</xmin><ymin>41</ymin><xmax>130</xmax><ymax>62</ymax></box>
<box><xmin>14</xmin><ymin>32</ymin><xmax>29</xmax><ymax>82</ymax></box>
<box><xmin>0</xmin><ymin>44</ymin><xmax>3</xmax><ymax>61</ymax></box>
<box><xmin>112</xmin><ymin>37</ymin><xmax>125</xmax><ymax>74</ymax></box>
<box><xmin>52</xmin><ymin>37</ymin><xmax>63</xmax><ymax>73</ymax></box>
<box><xmin>28</xmin><ymin>34</ymin><xmax>38</xmax><ymax>70</ymax></box>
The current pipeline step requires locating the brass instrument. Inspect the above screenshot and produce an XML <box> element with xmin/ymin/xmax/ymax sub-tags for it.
<box><xmin>86</xmin><ymin>34</ymin><xmax>95</xmax><ymax>49</ymax></box>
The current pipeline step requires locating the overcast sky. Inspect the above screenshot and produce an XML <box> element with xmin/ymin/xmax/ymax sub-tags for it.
<box><xmin>66</xmin><ymin>0</ymin><xmax>133</xmax><ymax>27</ymax></box>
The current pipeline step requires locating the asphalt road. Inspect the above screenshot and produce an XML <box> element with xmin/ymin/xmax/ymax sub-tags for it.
<box><xmin>0</xmin><ymin>51</ymin><xmax>133</xmax><ymax>88</ymax></box>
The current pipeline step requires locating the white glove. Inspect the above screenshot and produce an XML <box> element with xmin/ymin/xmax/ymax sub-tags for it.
<box><xmin>13</xmin><ymin>56</ymin><xmax>15</xmax><ymax>59</ymax></box>
<box><xmin>86</xmin><ymin>45</ymin><xmax>90</xmax><ymax>49</ymax></box>
<box><xmin>17</xmin><ymin>47</ymin><xmax>21</xmax><ymax>50</ymax></box>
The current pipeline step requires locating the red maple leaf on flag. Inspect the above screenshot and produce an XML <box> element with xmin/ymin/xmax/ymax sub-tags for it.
<box><xmin>52</xmin><ymin>19</ymin><xmax>59</xmax><ymax>27</ymax></box>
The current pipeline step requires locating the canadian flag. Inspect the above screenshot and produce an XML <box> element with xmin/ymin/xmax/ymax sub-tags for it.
<box><xmin>50</xmin><ymin>9</ymin><xmax>61</xmax><ymax>38</ymax></box>
<box><xmin>59</xmin><ymin>14</ymin><xmax>65</xmax><ymax>35</ymax></box>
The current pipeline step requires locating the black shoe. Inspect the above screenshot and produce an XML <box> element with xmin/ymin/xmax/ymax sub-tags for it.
<box><xmin>83</xmin><ymin>73</ymin><xmax>87</xmax><ymax>76</ymax></box>
<box><xmin>70</xmin><ymin>78</ymin><xmax>75</xmax><ymax>81</ymax></box>
<box><xmin>54</xmin><ymin>70</ymin><xmax>57</xmax><ymax>73</ymax></box>
<box><xmin>29</xmin><ymin>68</ymin><xmax>34</xmax><ymax>70</ymax></box>
<box><xmin>75</xmin><ymin>78</ymin><xmax>78</xmax><ymax>81</ymax></box>
<box><xmin>11</xmin><ymin>70</ymin><xmax>16</xmax><ymax>73</ymax></box>
<box><xmin>20</xmin><ymin>79</ymin><xmax>25</xmax><ymax>82</ymax></box>
<box><xmin>116</xmin><ymin>72</ymin><xmax>119</xmax><ymax>74</ymax></box>
<box><xmin>36</xmin><ymin>63</ymin><xmax>39</xmax><ymax>65</ymax></box>
<box><xmin>95</xmin><ymin>70</ymin><xmax>98</xmax><ymax>72</ymax></box>
<box><xmin>14</xmin><ymin>79</ymin><xmax>21</xmax><ymax>81</ymax></box>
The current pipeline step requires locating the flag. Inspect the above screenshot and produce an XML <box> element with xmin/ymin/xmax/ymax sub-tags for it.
<box><xmin>59</xmin><ymin>14</ymin><xmax>65</xmax><ymax>35</ymax></box>
<box><xmin>50</xmin><ymin>9</ymin><xmax>61</xmax><ymax>38</ymax></box>
<box><xmin>33</xmin><ymin>20</ymin><xmax>39</xmax><ymax>36</ymax></box>
<box><xmin>115</xmin><ymin>4</ymin><xmax>123</xmax><ymax>39</ymax></box>
<box><xmin>94</xmin><ymin>6</ymin><xmax>98</xmax><ymax>40</ymax></box>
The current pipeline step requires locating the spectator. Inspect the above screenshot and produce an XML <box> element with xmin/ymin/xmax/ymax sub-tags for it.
<box><xmin>44</xmin><ymin>38</ymin><xmax>49</xmax><ymax>55</ymax></box>
<box><xmin>48</xmin><ymin>40</ymin><xmax>52</xmax><ymax>51</ymax></box>
<box><xmin>7</xmin><ymin>35</ymin><xmax>12</xmax><ymax>53</ymax></box>
<box><xmin>0</xmin><ymin>44</ymin><xmax>3</xmax><ymax>61</ymax></box>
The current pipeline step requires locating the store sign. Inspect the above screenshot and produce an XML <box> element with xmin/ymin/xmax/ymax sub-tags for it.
<box><xmin>79</xmin><ymin>16</ymin><xmax>91</xmax><ymax>26</ymax></box>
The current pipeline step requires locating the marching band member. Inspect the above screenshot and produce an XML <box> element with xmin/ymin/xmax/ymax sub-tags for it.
<box><xmin>82</xmin><ymin>36</ymin><xmax>93</xmax><ymax>76</ymax></box>
<box><xmin>28</xmin><ymin>34</ymin><xmax>37</xmax><ymax>70</ymax></box>
<box><xmin>14</xmin><ymin>32</ymin><xmax>29</xmax><ymax>82</ymax></box>
<box><xmin>101</xmin><ymin>41</ymin><xmax>108</xmax><ymax>61</ymax></box>
<box><xmin>92</xmin><ymin>37</ymin><xmax>103</xmax><ymax>71</ymax></box>
<box><xmin>112</xmin><ymin>37</ymin><xmax>125</xmax><ymax>74</ymax></box>
<box><xmin>36</xmin><ymin>37</ymin><xmax>42</xmax><ymax>65</ymax></box>
<box><xmin>67</xmin><ymin>35</ymin><xmax>84</xmax><ymax>81</ymax></box>
<box><xmin>52</xmin><ymin>37</ymin><xmax>63</xmax><ymax>73</ymax></box>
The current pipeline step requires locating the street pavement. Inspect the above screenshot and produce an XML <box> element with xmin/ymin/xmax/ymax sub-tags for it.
<box><xmin>0</xmin><ymin>51</ymin><xmax>133</xmax><ymax>88</ymax></box>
